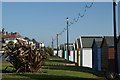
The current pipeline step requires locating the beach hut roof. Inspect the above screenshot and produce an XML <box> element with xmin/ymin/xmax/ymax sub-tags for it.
<box><xmin>102</xmin><ymin>36</ymin><xmax>114</xmax><ymax>47</ymax></box>
<box><xmin>81</xmin><ymin>36</ymin><xmax>103</xmax><ymax>48</ymax></box>
<box><xmin>95</xmin><ymin>41</ymin><xmax>102</xmax><ymax>48</ymax></box>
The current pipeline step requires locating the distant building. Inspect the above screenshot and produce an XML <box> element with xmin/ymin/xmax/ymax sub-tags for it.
<box><xmin>1</xmin><ymin>29</ymin><xmax>45</xmax><ymax>51</ymax></box>
<box><xmin>29</xmin><ymin>40</ymin><xmax>34</xmax><ymax>45</ymax></box>
<box><xmin>40</xmin><ymin>43</ymin><xmax>45</xmax><ymax>48</ymax></box>
<box><xmin>36</xmin><ymin>42</ymin><xmax>40</xmax><ymax>48</ymax></box>
<box><xmin>4</xmin><ymin>36</ymin><xmax>18</xmax><ymax>44</ymax></box>
<box><xmin>3</xmin><ymin>32</ymin><xmax>20</xmax><ymax>44</ymax></box>
<box><xmin>36</xmin><ymin>42</ymin><xmax>44</xmax><ymax>48</ymax></box>
<box><xmin>17</xmin><ymin>37</ymin><xmax>27</xmax><ymax>44</ymax></box>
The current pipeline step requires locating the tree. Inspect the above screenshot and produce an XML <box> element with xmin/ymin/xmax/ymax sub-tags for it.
<box><xmin>32</xmin><ymin>38</ymin><xmax>37</xmax><ymax>43</ymax></box>
<box><xmin>45</xmin><ymin>46</ymin><xmax>54</xmax><ymax>56</ymax></box>
<box><xmin>8</xmin><ymin>41</ymin><xmax>14</xmax><ymax>45</ymax></box>
<box><xmin>2</xmin><ymin>28</ymin><xmax>5</xmax><ymax>33</ymax></box>
<box><xmin>24</xmin><ymin>37</ymin><xmax>30</xmax><ymax>41</ymax></box>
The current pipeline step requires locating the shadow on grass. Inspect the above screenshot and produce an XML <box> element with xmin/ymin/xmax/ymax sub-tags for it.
<box><xmin>44</xmin><ymin>65</ymin><xmax>104</xmax><ymax>77</ymax></box>
<box><xmin>2</xmin><ymin>70</ymin><xmax>14</xmax><ymax>73</ymax></box>
<box><xmin>2</xmin><ymin>73</ymin><xmax>102</xmax><ymax>80</ymax></box>
<box><xmin>47</xmin><ymin>60</ymin><xmax>71</xmax><ymax>63</ymax></box>
<box><xmin>2</xmin><ymin>57</ymin><xmax>104</xmax><ymax>80</ymax></box>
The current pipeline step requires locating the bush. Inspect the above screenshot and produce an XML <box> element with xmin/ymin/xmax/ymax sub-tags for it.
<box><xmin>4</xmin><ymin>39</ymin><xmax>49</xmax><ymax>73</ymax></box>
<box><xmin>45</xmin><ymin>46</ymin><xmax>54</xmax><ymax>56</ymax></box>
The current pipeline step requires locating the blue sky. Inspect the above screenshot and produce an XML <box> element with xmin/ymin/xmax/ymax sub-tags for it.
<box><xmin>2</xmin><ymin>2</ymin><xmax>119</xmax><ymax>47</ymax></box>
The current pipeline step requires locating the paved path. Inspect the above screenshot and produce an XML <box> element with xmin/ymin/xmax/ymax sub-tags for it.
<box><xmin>45</xmin><ymin>56</ymin><xmax>76</xmax><ymax>66</ymax></box>
<box><xmin>44</xmin><ymin>63</ymin><xmax>75</xmax><ymax>66</ymax></box>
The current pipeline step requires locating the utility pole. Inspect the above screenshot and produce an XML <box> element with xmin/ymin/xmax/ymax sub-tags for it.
<box><xmin>51</xmin><ymin>37</ymin><xmax>54</xmax><ymax>49</ymax></box>
<box><xmin>66</xmin><ymin>17</ymin><xmax>69</xmax><ymax>60</ymax></box>
<box><xmin>56</xmin><ymin>34</ymin><xmax>59</xmax><ymax>56</ymax></box>
<box><xmin>113</xmin><ymin>0</ymin><xmax>118</xmax><ymax>74</ymax></box>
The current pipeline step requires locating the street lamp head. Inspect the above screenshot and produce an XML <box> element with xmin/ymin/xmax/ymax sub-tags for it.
<box><xmin>66</xmin><ymin>17</ymin><xmax>69</xmax><ymax>21</ymax></box>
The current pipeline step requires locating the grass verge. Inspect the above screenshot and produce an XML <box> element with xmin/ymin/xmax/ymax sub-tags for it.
<box><xmin>1</xmin><ymin>56</ymin><xmax>105</xmax><ymax>80</ymax></box>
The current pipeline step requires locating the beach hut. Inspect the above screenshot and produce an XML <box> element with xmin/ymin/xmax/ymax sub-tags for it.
<box><xmin>63</xmin><ymin>44</ymin><xmax>67</xmax><ymax>60</ymax></box>
<box><xmin>92</xmin><ymin>39</ymin><xmax>103</xmax><ymax>71</ymax></box>
<box><xmin>58</xmin><ymin>44</ymin><xmax>64</xmax><ymax>58</ymax></box>
<box><xmin>76</xmin><ymin>36</ymin><xmax>102</xmax><ymax>68</ymax></box>
<box><xmin>101</xmin><ymin>36</ymin><xmax>115</xmax><ymax>72</ymax></box>
<box><xmin>55</xmin><ymin>44</ymin><xmax>65</xmax><ymax>58</ymax></box>
<box><xmin>74</xmin><ymin>38</ymin><xmax>81</xmax><ymax>66</ymax></box>
<box><xmin>63</xmin><ymin>43</ymin><xmax>74</xmax><ymax>61</ymax></box>
<box><xmin>74</xmin><ymin>40</ymin><xmax>77</xmax><ymax>63</ymax></box>
<box><xmin>53</xmin><ymin>48</ymin><xmax>57</xmax><ymax>56</ymax></box>
<box><xmin>68</xmin><ymin>43</ymin><xmax>74</xmax><ymax>62</ymax></box>
<box><xmin>117</xmin><ymin>36</ymin><xmax>120</xmax><ymax>74</ymax></box>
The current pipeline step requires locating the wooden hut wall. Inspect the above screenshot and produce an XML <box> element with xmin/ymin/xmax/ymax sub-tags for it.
<box><xmin>75</xmin><ymin>50</ymin><xmax>78</xmax><ymax>63</ymax></box>
<box><xmin>97</xmin><ymin>48</ymin><xmax>101</xmax><ymax>71</ymax></box>
<box><xmin>101</xmin><ymin>37</ymin><xmax>115</xmax><ymax>72</ymax></box>
<box><xmin>58</xmin><ymin>50</ymin><xmax>63</xmax><ymax>58</ymax></box>
<box><xmin>101</xmin><ymin>40</ymin><xmax>109</xmax><ymax>71</ymax></box>
<box><xmin>69</xmin><ymin>51</ymin><xmax>74</xmax><ymax>62</ymax></box>
<box><xmin>64</xmin><ymin>51</ymin><xmax>67</xmax><ymax>60</ymax></box>
<box><xmin>92</xmin><ymin>41</ymin><xmax>101</xmax><ymax>71</ymax></box>
<box><xmin>54</xmin><ymin>50</ymin><xmax>57</xmax><ymax>56</ymax></box>
<box><xmin>117</xmin><ymin>40</ymin><xmax>120</xmax><ymax>74</ymax></box>
<box><xmin>82</xmin><ymin>48</ymin><xmax>92</xmax><ymax>68</ymax></box>
<box><xmin>108</xmin><ymin>48</ymin><xmax>115</xmax><ymax>72</ymax></box>
<box><xmin>92</xmin><ymin>42</ymin><xmax>98</xmax><ymax>70</ymax></box>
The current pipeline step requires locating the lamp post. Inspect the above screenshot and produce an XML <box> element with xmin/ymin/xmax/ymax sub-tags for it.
<box><xmin>52</xmin><ymin>37</ymin><xmax>54</xmax><ymax>49</ymax></box>
<box><xmin>66</xmin><ymin>17</ymin><xmax>69</xmax><ymax>60</ymax></box>
<box><xmin>57</xmin><ymin>34</ymin><xmax>59</xmax><ymax>56</ymax></box>
<box><xmin>113</xmin><ymin>0</ymin><xmax>118</xmax><ymax>74</ymax></box>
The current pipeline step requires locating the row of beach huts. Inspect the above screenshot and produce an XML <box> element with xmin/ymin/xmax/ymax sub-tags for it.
<box><xmin>54</xmin><ymin>36</ymin><xmax>120</xmax><ymax>73</ymax></box>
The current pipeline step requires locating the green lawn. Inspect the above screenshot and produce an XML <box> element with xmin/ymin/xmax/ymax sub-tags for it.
<box><xmin>1</xmin><ymin>56</ymin><xmax>105</xmax><ymax>80</ymax></box>
<box><xmin>44</xmin><ymin>56</ymin><xmax>72</xmax><ymax>65</ymax></box>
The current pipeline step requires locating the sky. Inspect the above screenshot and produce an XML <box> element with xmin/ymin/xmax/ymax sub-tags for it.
<box><xmin>2</xmin><ymin>1</ymin><xmax>120</xmax><ymax>47</ymax></box>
